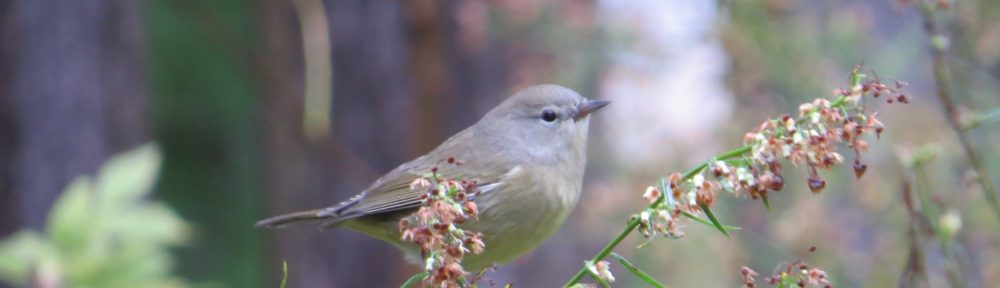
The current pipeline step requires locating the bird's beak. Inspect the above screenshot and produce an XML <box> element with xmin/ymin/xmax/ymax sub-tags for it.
<box><xmin>574</xmin><ymin>99</ymin><xmax>611</xmax><ymax>121</ymax></box>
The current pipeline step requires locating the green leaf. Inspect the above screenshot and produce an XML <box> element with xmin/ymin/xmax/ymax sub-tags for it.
<box><xmin>9</xmin><ymin>144</ymin><xmax>190</xmax><ymax>288</ymax></box>
<box><xmin>47</xmin><ymin>177</ymin><xmax>96</xmax><ymax>254</ymax></box>
<box><xmin>778</xmin><ymin>272</ymin><xmax>798</xmax><ymax>288</ymax></box>
<box><xmin>610</xmin><ymin>253</ymin><xmax>666</xmax><ymax>288</ymax></box>
<box><xmin>680</xmin><ymin>211</ymin><xmax>741</xmax><ymax>232</ymax></box>
<box><xmin>89</xmin><ymin>248</ymin><xmax>174</xmax><ymax>287</ymax></box>
<box><xmin>97</xmin><ymin>144</ymin><xmax>162</xmax><ymax>211</ymax></box>
<box><xmin>107</xmin><ymin>203</ymin><xmax>189</xmax><ymax>246</ymax></box>
<box><xmin>0</xmin><ymin>231</ymin><xmax>51</xmax><ymax>284</ymax></box>
<box><xmin>699</xmin><ymin>204</ymin><xmax>730</xmax><ymax>237</ymax></box>
<box><xmin>635</xmin><ymin>236</ymin><xmax>657</xmax><ymax>249</ymax></box>
<box><xmin>400</xmin><ymin>271</ymin><xmax>428</xmax><ymax>288</ymax></box>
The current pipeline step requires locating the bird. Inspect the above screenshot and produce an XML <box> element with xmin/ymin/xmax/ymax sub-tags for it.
<box><xmin>257</xmin><ymin>84</ymin><xmax>609</xmax><ymax>270</ymax></box>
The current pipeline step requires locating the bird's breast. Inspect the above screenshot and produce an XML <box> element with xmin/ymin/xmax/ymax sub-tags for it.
<box><xmin>459</xmin><ymin>166</ymin><xmax>582</xmax><ymax>269</ymax></box>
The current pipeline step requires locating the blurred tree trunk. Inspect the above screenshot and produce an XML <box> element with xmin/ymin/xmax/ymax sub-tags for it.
<box><xmin>0</xmin><ymin>0</ymin><xmax>18</xmax><ymax>240</ymax></box>
<box><xmin>0</xmin><ymin>0</ymin><xmax>147</xmax><ymax>233</ymax></box>
<box><xmin>403</xmin><ymin>1</ymin><xmax>511</xmax><ymax>153</ymax></box>
<box><xmin>0</xmin><ymin>1</ymin><xmax>147</xmax><ymax>287</ymax></box>
<box><xmin>258</xmin><ymin>0</ymin><xmax>417</xmax><ymax>286</ymax></box>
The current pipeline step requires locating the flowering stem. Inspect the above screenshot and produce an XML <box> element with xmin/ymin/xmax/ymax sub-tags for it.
<box><xmin>565</xmin><ymin>73</ymin><xmax>876</xmax><ymax>286</ymax></box>
<box><xmin>563</xmin><ymin>146</ymin><xmax>751</xmax><ymax>286</ymax></box>
<box><xmin>917</xmin><ymin>0</ymin><xmax>1000</xmax><ymax>220</ymax></box>
<box><xmin>681</xmin><ymin>146</ymin><xmax>752</xmax><ymax>180</ymax></box>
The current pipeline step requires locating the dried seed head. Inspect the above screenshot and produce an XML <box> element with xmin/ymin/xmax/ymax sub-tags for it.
<box><xmin>853</xmin><ymin>161</ymin><xmax>868</xmax><ymax>178</ymax></box>
<box><xmin>643</xmin><ymin>186</ymin><xmax>662</xmax><ymax>204</ymax></box>
<box><xmin>760</xmin><ymin>173</ymin><xmax>785</xmax><ymax>191</ymax></box>
<box><xmin>808</xmin><ymin>177</ymin><xmax>827</xmax><ymax>193</ymax></box>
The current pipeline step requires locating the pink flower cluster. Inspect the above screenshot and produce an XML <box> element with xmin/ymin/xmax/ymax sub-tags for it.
<box><xmin>399</xmin><ymin>161</ymin><xmax>485</xmax><ymax>287</ymax></box>
<box><xmin>637</xmin><ymin>67</ymin><xmax>906</xmax><ymax>240</ymax></box>
<box><xmin>740</xmin><ymin>258</ymin><xmax>832</xmax><ymax>288</ymax></box>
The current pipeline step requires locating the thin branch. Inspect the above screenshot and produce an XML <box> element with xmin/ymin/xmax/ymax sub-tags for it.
<box><xmin>291</xmin><ymin>0</ymin><xmax>334</xmax><ymax>141</ymax></box>
<box><xmin>916</xmin><ymin>0</ymin><xmax>1000</xmax><ymax>220</ymax></box>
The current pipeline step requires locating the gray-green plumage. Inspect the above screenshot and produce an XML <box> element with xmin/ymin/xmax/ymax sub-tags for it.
<box><xmin>257</xmin><ymin>84</ymin><xmax>608</xmax><ymax>270</ymax></box>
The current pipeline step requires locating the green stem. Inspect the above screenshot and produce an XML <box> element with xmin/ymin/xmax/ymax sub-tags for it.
<box><xmin>280</xmin><ymin>261</ymin><xmax>288</xmax><ymax>288</ymax></box>
<box><xmin>564</xmin><ymin>219</ymin><xmax>640</xmax><ymax>287</ymax></box>
<box><xmin>563</xmin><ymin>146</ymin><xmax>751</xmax><ymax>286</ymax></box>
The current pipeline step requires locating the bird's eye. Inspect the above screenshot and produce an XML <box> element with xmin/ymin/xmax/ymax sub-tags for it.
<box><xmin>541</xmin><ymin>110</ymin><xmax>558</xmax><ymax>123</ymax></box>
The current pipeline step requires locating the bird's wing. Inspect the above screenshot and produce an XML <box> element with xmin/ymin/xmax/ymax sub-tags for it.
<box><xmin>323</xmin><ymin>150</ymin><xmax>515</xmax><ymax>227</ymax></box>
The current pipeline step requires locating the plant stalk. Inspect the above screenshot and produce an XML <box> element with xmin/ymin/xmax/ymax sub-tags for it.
<box><xmin>563</xmin><ymin>146</ymin><xmax>751</xmax><ymax>286</ymax></box>
<box><xmin>917</xmin><ymin>0</ymin><xmax>1000</xmax><ymax>220</ymax></box>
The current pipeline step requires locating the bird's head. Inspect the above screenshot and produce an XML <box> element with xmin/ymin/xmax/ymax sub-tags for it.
<box><xmin>480</xmin><ymin>84</ymin><xmax>609</xmax><ymax>165</ymax></box>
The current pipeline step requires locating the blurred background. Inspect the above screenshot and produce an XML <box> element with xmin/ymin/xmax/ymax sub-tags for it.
<box><xmin>1</xmin><ymin>0</ymin><xmax>999</xmax><ymax>287</ymax></box>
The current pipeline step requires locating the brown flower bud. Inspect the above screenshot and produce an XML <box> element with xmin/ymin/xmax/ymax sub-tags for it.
<box><xmin>808</xmin><ymin>177</ymin><xmax>827</xmax><ymax>193</ymax></box>
<box><xmin>853</xmin><ymin>161</ymin><xmax>867</xmax><ymax>179</ymax></box>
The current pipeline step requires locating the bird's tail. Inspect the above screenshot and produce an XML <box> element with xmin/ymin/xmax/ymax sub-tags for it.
<box><xmin>255</xmin><ymin>208</ymin><xmax>331</xmax><ymax>229</ymax></box>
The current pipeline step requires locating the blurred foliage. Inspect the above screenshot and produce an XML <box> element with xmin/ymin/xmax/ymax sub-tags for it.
<box><xmin>0</xmin><ymin>145</ymin><xmax>190</xmax><ymax>288</ymax></box>
<box><xmin>710</xmin><ymin>1</ymin><xmax>1000</xmax><ymax>287</ymax></box>
<box><xmin>145</xmin><ymin>0</ymin><xmax>264</xmax><ymax>286</ymax></box>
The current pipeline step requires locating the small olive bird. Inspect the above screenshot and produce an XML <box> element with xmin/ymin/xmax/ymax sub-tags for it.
<box><xmin>257</xmin><ymin>84</ymin><xmax>609</xmax><ymax>270</ymax></box>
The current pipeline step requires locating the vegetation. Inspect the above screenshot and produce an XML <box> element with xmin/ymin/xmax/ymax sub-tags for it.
<box><xmin>0</xmin><ymin>145</ymin><xmax>190</xmax><ymax>288</ymax></box>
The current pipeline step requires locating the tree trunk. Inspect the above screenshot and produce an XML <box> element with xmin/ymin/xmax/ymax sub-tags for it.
<box><xmin>258</xmin><ymin>0</ymin><xmax>417</xmax><ymax>286</ymax></box>
<box><xmin>0</xmin><ymin>1</ymin><xmax>147</xmax><ymax>287</ymax></box>
<box><xmin>2</xmin><ymin>0</ymin><xmax>147</xmax><ymax>233</ymax></box>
